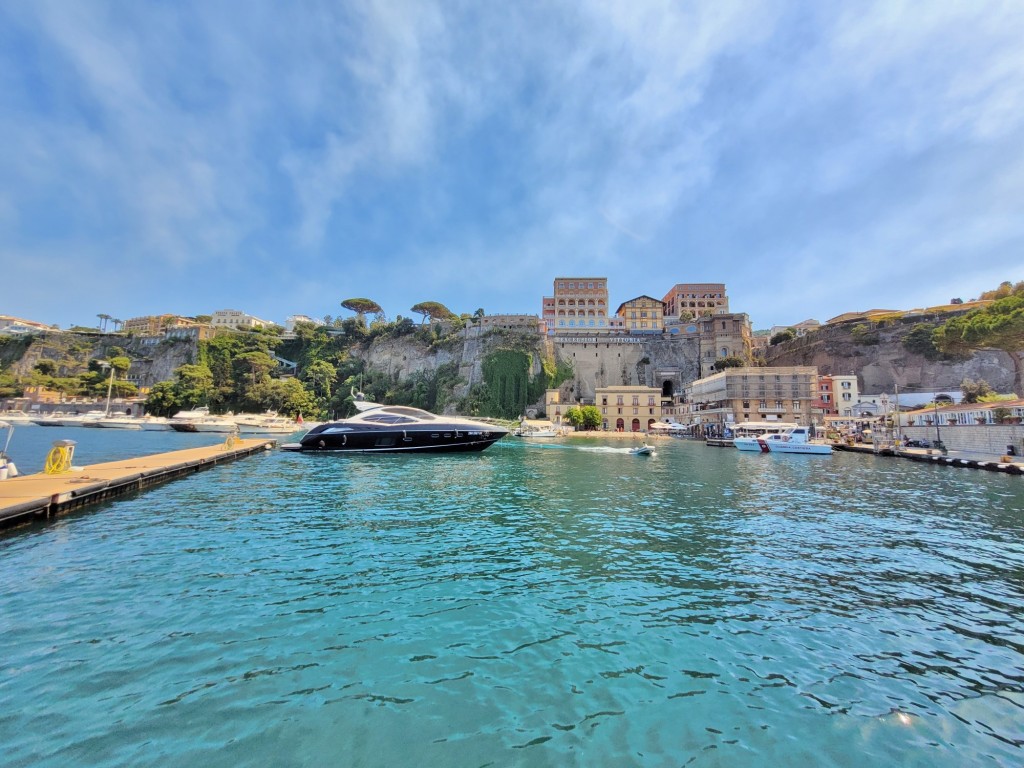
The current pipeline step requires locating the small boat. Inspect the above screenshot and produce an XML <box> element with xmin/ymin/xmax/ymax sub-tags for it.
<box><xmin>282</xmin><ymin>401</ymin><xmax>507</xmax><ymax>454</ymax></box>
<box><xmin>169</xmin><ymin>407</ymin><xmax>238</xmax><ymax>433</ymax></box>
<box><xmin>94</xmin><ymin>415</ymin><xmax>143</xmax><ymax>430</ymax></box>
<box><xmin>516</xmin><ymin>424</ymin><xmax>560</xmax><ymax>438</ymax></box>
<box><xmin>756</xmin><ymin>427</ymin><xmax>833</xmax><ymax>455</ymax></box>
<box><xmin>630</xmin><ymin>444</ymin><xmax>655</xmax><ymax>456</ymax></box>
<box><xmin>0</xmin><ymin>420</ymin><xmax>20</xmax><ymax>480</ymax></box>
<box><xmin>139</xmin><ymin>416</ymin><xmax>172</xmax><ymax>431</ymax></box>
<box><xmin>233</xmin><ymin>412</ymin><xmax>305</xmax><ymax>434</ymax></box>
<box><xmin>77</xmin><ymin>410</ymin><xmax>109</xmax><ymax>428</ymax></box>
<box><xmin>0</xmin><ymin>411</ymin><xmax>36</xmax><ymax>426</ymax></box>
<box><xmin>32</xmin><ymin>412</ymin><xmax>75</xmax><ymax>427</ymax></box>
<box><xmin>731</xmin><ymin>422</ymin><xmax>798</xmax><ymax>451</ymax></box>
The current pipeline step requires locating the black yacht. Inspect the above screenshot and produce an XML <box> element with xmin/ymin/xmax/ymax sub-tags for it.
<box><xmin>281</xmin><ymin>401</ymin><xmax>508</xmax><ymax>454</ymax></box>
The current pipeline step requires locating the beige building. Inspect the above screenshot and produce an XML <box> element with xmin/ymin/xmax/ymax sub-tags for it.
<box><xmin>475</xmin><ymin>314</ymin><xmax>543</xmax><ymax>332</ymax></box>
<box><xmin>685</xmin><ymin>366</ymin><xmax>818</xmax><ymax>431</ymax></box>
<box><xmin>662</xmin><ymin>283</ymin><xmax>729</xmax><ymax>318</ymax></box>
<box><xmin>543</xmin><ymin>277</ymin><xmax>615</xmax><ymax>333</ymax></box>
<box><xmin>122</xmin><ymin>314</ymin><xmax>197</xmax><ymax>336</ymax></box>
<box><xmin>667</xmin><ymin>312</ymin><xmax>753</xmax><ymax>376</ymax></box>
<box><xmin>615</xmin><ymin>296</ymin><xmax>664</xmax><ymax>334</ymax></box>
<box><xmin>596</xmin><ymin>385</ymin><xmax>663</xmax><ymax>432</ymax></box>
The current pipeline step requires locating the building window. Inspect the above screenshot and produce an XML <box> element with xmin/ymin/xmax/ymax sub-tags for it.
<box><xmin>793</xmin><ymin>401</ymin><xmax>800</xmax><ymax>410</ymax></box>
<box><xmin>632</xmin><ymin>396</ymin><xmax>640</xmax><ymax>407</ymax></box>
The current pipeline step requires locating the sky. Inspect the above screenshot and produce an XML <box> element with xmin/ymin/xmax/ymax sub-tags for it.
<box><xmin>2</xmin><ymin>1</ymin><xmax>1023</xmax><ymax>332</ymax></box>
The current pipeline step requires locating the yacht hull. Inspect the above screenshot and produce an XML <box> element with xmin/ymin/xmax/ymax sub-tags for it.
<box><xmin>284</xmin><ymin>424</ymin><xmax>505</xmax><ymax>453</ymax></box>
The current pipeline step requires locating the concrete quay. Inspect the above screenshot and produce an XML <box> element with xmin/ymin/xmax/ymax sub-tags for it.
<box><xmin>0</xmin><ymin>438</ymin><xmax>276</xmax><ymax>529</ymax></box>
<box><xmin>833</xmin><ymin>440</ymin><xmax>1022</xmax><ymax>475</ymax></box>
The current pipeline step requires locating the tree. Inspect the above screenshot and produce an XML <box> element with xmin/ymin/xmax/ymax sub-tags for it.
<box><xmin>145</xmin><ymin>380</ymin><xmax>179</xmax><ymax>417</ymax></box>
<box><xmin>580</xmin><ymin>405</ymin><xmax>602</xmax><ymax>430</ymax></box>
<box><xmin>977</xmin><ymin>281</ymin><xmax>1023</xmax><ymax>301</ymax></box>
<box><xmin>172</xmin><ymin>363</ymin><xmax>215</xmax><ymax>409</ymax></box>
<box><xmin>564</xmin><ymin>405</ymin><xmax>584</xmax><ymax>429</ymax></box>
<box><xmin>770</xmin><ymin>328</ymin><xmax>797</xmax><ymax>346</ymax></box>
<box><xmin>934</xmin><ymin>287</ymin><xmax>1024</xmax><ymax>397</ymax></box>
<box><xmin>960</xmin><ymin>378</ymin><xmax>994</xmax><ymax>404</ymax></box>
<box><xmin>232</xmin><ymin>351</ymin><xmax>276</xmax><ymax>389</ymax></box>
<box><xmin>108</xmin><ymin>355</ymin><xmax>132</xmax><ymax>375</ymax></box>
<box><xmin>341</xmin><ymin>298</ymin><xmax>383</xmax><ymax>324</ymax></box>
<box><xmin>474</xmin><ymin>308</ymin><xmax>485</xmax><ymax>319</ymax></box>
<box><xmin>34</xmin><ymin>360</ymin><xmax>57</xmax><ymax>376</ymax></box>
<box><xmin>713</xmin><ymin>356</ymin><xmax>746</xmax><ymax>371</ymax></box>
<box><xmin>410</xmin><ymin>301</ymin><xmax>456</xmax><ymax>324</ymax></box>
<box><xmin>303</xmin><ymin>360</ymin><xmax>336</xmax><ymax>400</ymax></box>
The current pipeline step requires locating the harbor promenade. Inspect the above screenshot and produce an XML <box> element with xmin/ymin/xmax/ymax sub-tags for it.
<box><xmin>0</xmin><ymin>438</ymin><xmax>275</xmax><ymax>528</ymax></box>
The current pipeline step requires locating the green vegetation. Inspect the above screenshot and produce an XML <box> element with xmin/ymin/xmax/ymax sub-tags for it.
<box><xmin>565</xmin><ymin>404</ymin><xmax>601</xmax><ymax>430</ymax></box>
<box><xmin>713</xmin><ymin>356</ymin><xmax>746</xmax><ymax>371</ymax></box>
<box><xmin>934</xmin><ymin>282</ymin><xmax>1024</xmax><ymax>397</ymax></box>
<box><xmin>959</xmin><ymin>378</ymin><xmax>994</xmax><ymax>404</ymax></box>
<box><xmin>770</xmin><ymin>328</ymin><xmax>796</xmax><ymax>346</ymax></box>
<box><xmin>410</xmin><ymin>302</ymin><xmax>457</xmax><ymax>323</ymax></box>
<box><xmin>5</xmin><ymin>316</ymin><xmax>576</xmax><ymax>425</ymax></box>
<box><xmin>850</xmin><ymin>324</ymin><xmax>880</xmax><ymax>345</ymax></box>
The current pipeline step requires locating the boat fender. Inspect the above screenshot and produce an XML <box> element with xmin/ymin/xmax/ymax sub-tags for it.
<box><xmin>7</xmin><ymin>461</ymin><xmax>16</xmax><ymax>478</ymax></box>
<box><xmin>318</xmin><ymin>439</ymin><xmax>326</xmax><ymax>448</ymax></box>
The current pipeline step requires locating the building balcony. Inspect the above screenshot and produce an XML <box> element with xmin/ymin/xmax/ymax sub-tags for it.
<box><xmin>758</xmin><ymin>406</ymin><xmax>787</xmax><ymax>413</ymax></box>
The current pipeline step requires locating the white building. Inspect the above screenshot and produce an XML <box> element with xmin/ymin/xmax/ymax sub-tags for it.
<box><xmin>284</xmin><ymin>315</ymin><xmax>325</xmax><ymax>334</ymax></box>
<box><xmin>0</xmin><ymin>315</ymin><xmax>57</xmax><ymax>336</ymax></box>
<box><xmin>211</xmin><ymin>309</ymin><xmax>273</xmax><ymax>331</ymax></box>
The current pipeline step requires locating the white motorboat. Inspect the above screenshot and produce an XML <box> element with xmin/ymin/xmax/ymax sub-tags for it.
<box><xmin>756</xmin><ymin>427</ymin><xmax>833</xmax><ymax>455</ymax></box>
<box><xmin>731</xmin><ymin>422</ymin><xmax>799</xmax><ymax>451</ymax></box>
<box><xmin>95</xmin><ymin>415</ymin><xmax>143</xmax><ymax>430</ymax></box>
<box><xmin>139</xmin><ymin>416</ymin><xmax>172</xmax><ymax>431</ymax></box>
<box><xmin>1</xmin><ymin>411</ymin><xmax>36</xmax><ymax>426</ymax></box>
<box><xmin>629</xmin><ymin>444</ymin><xmax>655</xmax><ymax>456</ymax></box>
<box><xmin>516</xmin><ymin>425</ymin><xmax>559</xmax><ymax>438</ymax></box>
<box><xmin>233</xmin><ymin>412</ymin><xmax>305</xmax><ymax>435</ymax></box>
<box><xmin>77</xmin><ymin>410</ymin><xmax>109</xmax><ymax>428</ymax></box>
<box><xmin>169</xmin><ymin>407</ymin><xmax>238</xmax><ymax>433</ymax></box>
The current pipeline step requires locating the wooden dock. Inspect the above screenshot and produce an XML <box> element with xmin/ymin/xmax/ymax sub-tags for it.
<box><xmin>0</xmin><ymin>438</ymin><xmax>276</xmax><ymax>529</ymax></box>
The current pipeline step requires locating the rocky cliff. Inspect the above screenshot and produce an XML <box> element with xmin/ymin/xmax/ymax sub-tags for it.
<box><xmin>763</xmin><ymin>316</ymin><xmax>1017</xmax><ymax>394</ymax></box>
<box><xmin>5</xmin><ymin>332</ymin><xmax>195</xmax><ymax>387</ymax></box>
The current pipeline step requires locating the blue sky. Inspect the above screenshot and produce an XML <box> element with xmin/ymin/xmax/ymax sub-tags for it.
<box><xmin>2</xmin><ymin>1</ymin><xmax>1023</xmax><ymax>331</ymax></box>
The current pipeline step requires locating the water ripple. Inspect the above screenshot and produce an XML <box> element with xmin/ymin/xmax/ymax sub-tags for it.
<box><xmin>1</xmin><ymin>438</ymin><xmax>1023</xmax><ymax>766</ymax></box>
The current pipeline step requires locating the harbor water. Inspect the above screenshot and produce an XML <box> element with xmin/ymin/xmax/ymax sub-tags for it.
<box><xmin>2</xmin><ymin>430</ymin><xmax>1023</xmax><ymax>766</ymax></box>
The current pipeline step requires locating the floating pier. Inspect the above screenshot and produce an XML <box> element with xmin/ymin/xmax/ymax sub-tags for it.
<box><xmin>0</xmin><ymin>438</ymin><xmax>276</xmax><ymax>529</ymax></box>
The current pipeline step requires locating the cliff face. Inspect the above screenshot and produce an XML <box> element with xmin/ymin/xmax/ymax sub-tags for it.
<box><xmin>352</xmin><ymin>328</ymin><xmax>701</xmax><ymax>409</ymax></box>
<box><xmin>8</xmin><ymin>333</ymin><xmax>195</xmax><ymax>387</ymax></box>
<box><xmin>763</xmin><ymin>319</ymin><xmax>1016</xmax><ymax>393</ymax></box>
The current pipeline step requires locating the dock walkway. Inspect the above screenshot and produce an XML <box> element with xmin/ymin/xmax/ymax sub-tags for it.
<box><xmin>0</xmin><ymin>438</ymin><xmax>275</xmax><ymax>528</ymax></box>
<box><xmin>833</xmin><ymin>441</ymin><xmax>1022</xmax><ymax>475</ymax></box>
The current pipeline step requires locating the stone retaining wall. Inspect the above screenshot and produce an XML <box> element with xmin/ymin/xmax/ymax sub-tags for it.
<box><xmin>902</xmin><ymin>424</ymin><xmax>1024</xmax><ymax>456</ymax></box>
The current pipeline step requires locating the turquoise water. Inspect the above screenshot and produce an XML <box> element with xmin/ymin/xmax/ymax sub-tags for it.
<box><xmin>2</xmin><ymin>430</ymin><xmax>1024</xmax><ymax>767</ymax></box>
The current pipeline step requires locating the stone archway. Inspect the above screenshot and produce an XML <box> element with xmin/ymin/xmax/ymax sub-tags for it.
<box><xmin>616</xmin><ymin>418</ymin><xmax>625</xmax><ymax>432</ymax></box>
<box><xmin>631</xmin><ymin>418</ymin><xmax>641</xmax><ymax>432</ymax></box>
